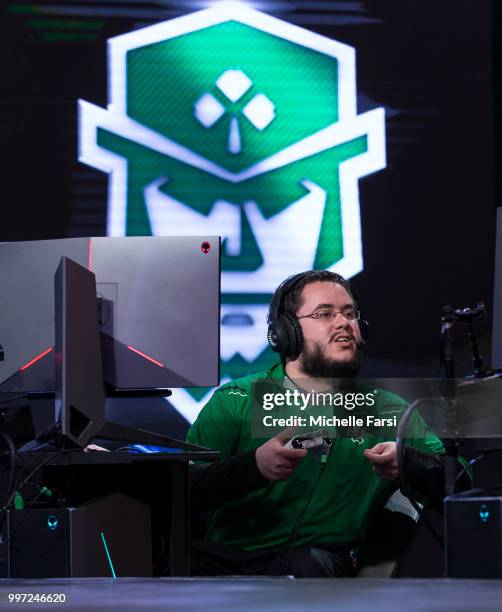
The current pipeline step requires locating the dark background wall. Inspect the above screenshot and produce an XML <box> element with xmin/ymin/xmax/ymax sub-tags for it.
<box><xmin>2</xmin><ymin>0</ymin><xmax>496</xmax><ymax>382</ymax></box>
<box><xmin>0</xmin><ymin>0</ymin><xmax>500</xmax><ymax>577</ymax></box>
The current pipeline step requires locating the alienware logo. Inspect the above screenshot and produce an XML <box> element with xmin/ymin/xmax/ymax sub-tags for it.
<box><xmin>47</xmin><ymin>515</ymin><xmax>59</xmax><ymax>530</ymax></box>
<box><xmin>78</xmin><ymin>3</ymin><xmax>386</xmax><ymax>423</ymax></box>
<box><xmin>479</xmin><ymin>504</ymin><xmax>490</xmax><ymax>523</ymax></box>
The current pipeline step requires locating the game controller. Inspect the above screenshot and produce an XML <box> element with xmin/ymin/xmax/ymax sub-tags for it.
<box><xmin>285</xmin><ymin>429</ymin><xmax>333</xmax><ymax>461</ymax></box>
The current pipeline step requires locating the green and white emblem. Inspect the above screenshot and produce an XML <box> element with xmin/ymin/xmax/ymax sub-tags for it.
<box><xmin>79</xmin><ymin>3</ymin><xmax>386</xmax><ymax>421</ymax></box>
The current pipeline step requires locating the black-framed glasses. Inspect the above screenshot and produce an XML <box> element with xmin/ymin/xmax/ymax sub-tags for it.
<box><xmin>297</xmin><ymin>308</ymin><xmax>361</xmax><ymax>323</ymax></box>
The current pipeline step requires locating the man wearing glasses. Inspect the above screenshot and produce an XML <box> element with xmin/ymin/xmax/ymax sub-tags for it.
<box><xmin>187</xmin><ymin>270</ymin><xmax>446</xmax><ymax>577</ymax></box>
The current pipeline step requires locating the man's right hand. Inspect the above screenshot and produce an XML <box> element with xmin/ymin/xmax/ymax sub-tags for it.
<box><xmin>255</xmin><ymin>429</ymin><xmax>307</xmax><ymax>481</ymax></box>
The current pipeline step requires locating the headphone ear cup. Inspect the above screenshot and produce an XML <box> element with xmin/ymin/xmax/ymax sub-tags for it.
<box><xmin>358</xmin><ymin>318</ymin><xmax>370</xmax><ymax>343</ymax></box>
<box><xmin>267</xmin><ymin>314</ymin><xmax>303</xmax><ymax>359</ymax></box>
<box><xmin>267</xmin><ymin>319</ymin><xmax>288</xmax><ymax>354</ymax></box>
<box><xmin>281</xmin><ymin>313</ymin><xmax>303</xmax><ymax>360</ymax></box>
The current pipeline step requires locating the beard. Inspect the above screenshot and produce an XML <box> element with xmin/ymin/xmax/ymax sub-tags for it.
<box><xmin>299</xmin><ymin>340</ymin><xmax>366</xmax><ymax>380</ymax></box>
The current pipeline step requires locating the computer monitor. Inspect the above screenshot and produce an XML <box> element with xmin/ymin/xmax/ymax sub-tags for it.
<box><xmin>0</xmin><ymin>236</ymin><xmax>220</xmax><ymax>394</ymax></box>
<box><xmin>53</xmin><ymin>255</ymin><xmax>214</xmax><ymax>449</ymax></box>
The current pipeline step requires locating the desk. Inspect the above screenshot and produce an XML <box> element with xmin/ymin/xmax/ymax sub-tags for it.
<box><xmin>15</xmin><ymin>449</ymin><xmax>219</xmax><ymax>577</ymax></box>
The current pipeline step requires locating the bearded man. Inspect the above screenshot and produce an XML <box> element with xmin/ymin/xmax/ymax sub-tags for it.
<box><xmin>187</xmin><ymin>270</ymin><xmax>447</xmax><ymax>577</ymax></box>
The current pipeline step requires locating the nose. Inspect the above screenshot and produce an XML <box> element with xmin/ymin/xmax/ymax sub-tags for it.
<box><xmin>332</xmin><ymin>312</ymin><xmax>361</xmax><ymax>344</ymax></box>
<box><xmin>332</xmin><ymin>311</ymin><xmax>351</xmax><ymax>329</ymax></box>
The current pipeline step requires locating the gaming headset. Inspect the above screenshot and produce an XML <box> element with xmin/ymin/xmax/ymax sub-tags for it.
<box><xmin>267</xmin><ymin>271</ymin><xmax>369</xmax><ymax>361</ymax></box>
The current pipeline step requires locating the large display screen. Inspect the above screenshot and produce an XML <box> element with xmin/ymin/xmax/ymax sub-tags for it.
<box><xmin>2</xmin><ymin>0</ymin><xmax>495</xmax><ymax>425</ymax></box>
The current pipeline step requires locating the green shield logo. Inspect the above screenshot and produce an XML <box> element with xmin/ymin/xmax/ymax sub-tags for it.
<box><xmin>79</xmin><ymin>5</ymin><xmax>386</xmax><ymax>421</ymax></box>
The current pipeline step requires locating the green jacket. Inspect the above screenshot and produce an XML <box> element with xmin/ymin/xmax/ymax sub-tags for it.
<box><xmin>187</xmin><ymin>363</ymin><xmax>444</xmax><ymax>551</ymax></box>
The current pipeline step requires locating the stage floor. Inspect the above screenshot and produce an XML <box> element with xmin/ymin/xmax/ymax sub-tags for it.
<box><xmin>0</xmin><ymin>577</ymin><xmax>501</xmax><ymax>611</ymax></box>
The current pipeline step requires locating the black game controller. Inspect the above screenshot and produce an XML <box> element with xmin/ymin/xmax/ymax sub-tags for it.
<box><xmin>285</xmin><ymin>429</ymin><xmax>333</xmax><ymax>461</ymax></box>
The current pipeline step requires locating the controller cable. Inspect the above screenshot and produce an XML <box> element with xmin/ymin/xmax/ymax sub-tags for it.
<box><xmin>277</xmin><ymin>453</ymin><xmax>329</xmax><ymax>575</ymax></box>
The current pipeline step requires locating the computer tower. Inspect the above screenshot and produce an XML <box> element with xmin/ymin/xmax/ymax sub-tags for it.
<box><xmin>445</xmin><ymin>496</ymin><xmax>502</xmax><ymax>578</ymax></box>
<box><xmin>8</xmin><ymin>492</ymin><xmax>152</xmax><ymax>578</ymax></box>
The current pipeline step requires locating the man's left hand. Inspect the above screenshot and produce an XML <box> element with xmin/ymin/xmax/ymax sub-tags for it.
<box><xmin>363</xmin><ymin>442</ymin><xmax>399</xmax><ymax>480</ymax></box>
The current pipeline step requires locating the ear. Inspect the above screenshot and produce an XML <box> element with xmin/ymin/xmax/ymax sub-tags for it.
<box><xmin>353</xmin><ymin>320</ymin><xmax>363</xmax><ymax>344</ymax></box>
<box><xmin>356</xmin><ymin>317</ymin><xmax>370</xmax><ymax>344</ymax></box>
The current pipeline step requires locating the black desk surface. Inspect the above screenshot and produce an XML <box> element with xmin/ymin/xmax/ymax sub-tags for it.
<box><xmin>16</xmin><ymin>449</ymin><xmax>219</xmax><ymax>465</ymax></box>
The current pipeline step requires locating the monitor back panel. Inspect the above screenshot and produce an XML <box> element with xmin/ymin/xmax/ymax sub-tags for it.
<box><xmin>0</xmin><ymin>236</ymin><xmax>220</xmax><ymax>391</ymax></box>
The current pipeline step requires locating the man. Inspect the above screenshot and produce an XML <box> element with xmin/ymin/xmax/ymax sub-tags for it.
<box><xmin>187</xmin><ymin>270</ymin><xmax>445</xmax><ymax>577</ymax></box>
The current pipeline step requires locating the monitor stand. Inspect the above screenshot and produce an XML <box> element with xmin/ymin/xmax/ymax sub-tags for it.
<box><xmin>40</xmin><ymin>256</ymin><xmax>210</xmax><ymax>453</ymax></box>
<box><xmin>38</xmin><ymin>417</ymin><xmax>208</xmax><ymax>451</ymax></box>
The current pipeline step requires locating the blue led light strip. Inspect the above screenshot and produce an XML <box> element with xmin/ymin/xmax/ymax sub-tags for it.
<box><xmin>100</xmin><ymin>531</ymin><xmax>117</xmax><ymax>578</ymax></box>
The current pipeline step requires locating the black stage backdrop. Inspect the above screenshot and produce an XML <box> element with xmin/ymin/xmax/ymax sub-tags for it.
<box><xmin>1</xmin><ymin>2</ymin><xmax>499</xmax><ymax>579</ymax></box>
<box><xmin>1</xmin><ymin>0</ymin><xmax>496</xmax><ymax>382</ymax></box>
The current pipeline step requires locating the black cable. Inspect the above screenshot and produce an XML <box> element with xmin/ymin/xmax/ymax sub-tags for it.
<box><xmin>453</xmin><ymin>448</ymin><xmax>502</xmax><ymax>487</ymax></box>
<box><xmin>0</xmin><ymin>394</ymin><xmax>28</xmax><ymax>406</ymax></box>
<box><xmin>0</xmin><ymin>450</ymin><xmax>76</xmax><ymax>541</ymax></box>
<box><xmin>277</xmin><ymin>456</ymin><xmax>328</xmax><ymax>575</ymax></box>
<box><xmin>0</xmin><ymin>434</ymin><xmax>17</xmax><ymax>500</ymax></box>
<box><xmin>9</xmin><ymin>450</ymin><xmax>79</xmax><ymax>505</ymax></box>
<box><xmin>396</xmin><ymin>400</ymin><xmax>445</xmax><ymax>550</ymax></box>
<box><xmin>6</xmin><ymin>486</ymin><xmax>66</xmax><ymax>547</ymax></box>
<box><xmin>3</xmin><ymin>454</ymin><xmax>70</xmax><ymax>547</ymax></box>
<box><xmin>0</xmin><ymin>453</ymin><xmax>56</xmax><ymax>514</ymax></box>
<box><xmin>0</xmin><ymin>433</ymin><xmax>17</xmax><ymax>543</ymax></box>
<box><xmin>153</xmin><ymin>536</ymin><xmax>169</xmax><ymax>576</ymax></box>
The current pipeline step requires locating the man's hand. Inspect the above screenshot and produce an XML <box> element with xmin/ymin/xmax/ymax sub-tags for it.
<box><xmin>255</xmin><ymin>429</ymin><xmax>307</xmax><ymax>481</ymax></box>
<box><xmin>363</xmin><ymin>442</ymin><xmax>399</xmax><ymax>480</ymax></box>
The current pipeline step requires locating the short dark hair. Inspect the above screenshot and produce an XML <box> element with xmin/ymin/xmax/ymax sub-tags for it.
<box><xmin>267</xmin><ymin>270</ymin><xmax>355</xmax><ymax>325</ymax></box>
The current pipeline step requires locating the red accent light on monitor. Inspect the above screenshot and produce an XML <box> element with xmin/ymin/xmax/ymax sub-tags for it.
<box><xmin>127</xmin><ymin>346</ymin><xmax>164</xmax><ymax>368</ymax></box>
<box><xmin>20</xmin><ymin>347</ymin><xmax>54</xmax><ymax>372</ymax></box>
<box><xmin>201</xmin><ymin>241</ymin><xmax>211</xmax><ymax>254</ymax></box>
